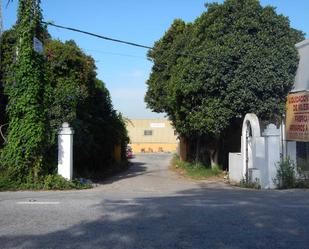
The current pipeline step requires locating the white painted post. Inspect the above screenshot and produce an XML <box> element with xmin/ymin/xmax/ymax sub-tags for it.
<box><xmin>281</xmin><ymin>115</ymin><xmax>287</xmax><ymax>158</ymax></box>
<box><xmin>58</xmin><ymin>122</ymin><xmax>74</xmax><ymax>180</ymax></box>
<box><xmin>263</xmin><ymin>124</ymin><xmax>281</xmax><ymax>189</ymax></box>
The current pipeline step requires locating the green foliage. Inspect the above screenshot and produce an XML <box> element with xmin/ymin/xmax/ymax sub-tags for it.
<box><xmin>0</xmin><ymin>0</ymin><xmax>48</xmax><ymax>182</ymax></box>
<box><xmin>172</xmin><ymin>154</ymin><xmax>222</xmax><ymax>179</ymax></box>
<box><xmin>0</xmin><ymin>30</ymin><xmax>16</xmax><ymax>142</ymax></box>
<box><xmin>275</xmin><ymin>157</ymin><xmax>297</xmax><ymax>189</ymax></box>
<box><xmin>0</xmin><ymin>172</ymin><xmax>15</xmax><ymax>190</ymax></box>
<box><xmin>295</xmin><ymin>172</ymin><xmax>309</xmax><ymax>188</ymax></box>
<box><xmin>45</xmin><ymin>39</ymin><xmax>93</xmax><ymax>127</ymax></box>
<box><xmin>0</xmin><ymin>172</ymin><xmax>91</xmax><ymax>191</ymax></box>
<box><xmin>146</xmin><ymin>0</ymin><xmax>304</xmax><ymax>167</ymax></box>
<box><xmin>0</xmin><ymin>1</ymin><xmax>129</xmax><ymax>188</ymax></box>
<box><xmin>45</xmin><ymin>39</ymin><xmax>129</xmax><ymax>177</ymax></box>
<box><xmin>274</xmin><ymin>157</ymin><xmax>309</xmax><ymax>189</ymax></box>
<box><xmin>239</xmin><ymin>178</ymin><xmax>261</xmax><ymax>189</ymax></box>
<box><xmin>42</xmin><ymin>174</ymin><xmax>91</xmax><ymax>190</ymax></box>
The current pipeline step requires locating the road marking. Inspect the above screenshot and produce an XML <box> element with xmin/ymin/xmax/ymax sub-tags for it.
<box><xmin>106</xmin><ymin>199</ymin><xmax>142</xmax><ymax>206</ymax></box>
<box><xmin>183</xmin><ymin>203</ymin><xmax>237</xmax><ymax>207</ymax></box>
<box><xmin>17</xmin><ymin>201</ymin><xmax>60</xmax><ymax>205</ymax></box>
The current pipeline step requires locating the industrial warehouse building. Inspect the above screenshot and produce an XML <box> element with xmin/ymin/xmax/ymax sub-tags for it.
<box><xmin>126</xmin><ymin>119</ymin><xmax>178</xmax><ymax>154</ymax></box>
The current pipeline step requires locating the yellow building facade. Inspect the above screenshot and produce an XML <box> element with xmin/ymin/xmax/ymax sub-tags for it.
<box><xmin>126</xmin><ymin>119</ymin><xmax>178</xmax><ymax>154</ymax></box>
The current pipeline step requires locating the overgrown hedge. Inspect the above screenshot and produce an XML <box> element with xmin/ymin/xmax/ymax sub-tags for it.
<box><xmin>0</xmin><ymin>0</ymin><xmax>128</xmax><ymax>187</ymax></box>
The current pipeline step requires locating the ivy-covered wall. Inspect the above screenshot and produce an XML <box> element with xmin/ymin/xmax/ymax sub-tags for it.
<box><xmin>0</xmin><ymin>0</ymin><xmax>128</xmax><ymax>183</ymax></box>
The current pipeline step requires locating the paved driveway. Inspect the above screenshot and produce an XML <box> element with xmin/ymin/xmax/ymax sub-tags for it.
<box><xmin>0</xmin><ymin>153</ymin><xmax>309</xmax><ymax>249</ymax></box>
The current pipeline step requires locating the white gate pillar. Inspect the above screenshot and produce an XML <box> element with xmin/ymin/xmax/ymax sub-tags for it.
<box><xmin>241</xmin><ymin>114</ymin><xmax>261</xmax><ymax>179</ymax></box>
<box><xmin>58</xmin><ymin>122</ymin><xmax>74</xmax><ymax>180</ymax></box>
<box><xmin>262</xmin><ymin>124</ymin><xmax>281</xmax><ymax>189</ymax></box>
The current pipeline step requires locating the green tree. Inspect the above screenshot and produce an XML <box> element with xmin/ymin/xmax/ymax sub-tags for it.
<box><xmin>146</xmin><ymin>0</ymin><xmax>304</xmax><ymax>167</ymax></box>
<box><xmin>0</xmin><ymin>2</ymin><xmax>128</xmax><ymax>184</ymax></box>
<box><xmin>1</xmin><ymin>28</ymin><xmax>128</xmax><ymax>182</ymax></box>
<box><xmin>145</xmin><ymin>19</ymin><xmax>187</xmax><ymax>115</ymax></box>
<box><xmin>0</xmin><ymin>29</ymin><xmax>16</xmax><ymax>147</ymax></box>
<box><xmin>0</xmin><ymin>0</ymin><xmax>48</xmax><ymax>182</ymax></box>
<box><xmin>45</xmin><ymin>39</ymin><xmax>128</xmax><ymax>177</ymax></box>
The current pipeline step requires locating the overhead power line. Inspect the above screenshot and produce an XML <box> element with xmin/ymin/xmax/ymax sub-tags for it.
<box><xmin>42</xmin><ymin>21</ymin><xmax>210</xmax><ymax>61</ymax></box>
<box><xmin>42</xmin><ymin>21</ymin><xmax>153</xmax><ymax>50</ymax></box>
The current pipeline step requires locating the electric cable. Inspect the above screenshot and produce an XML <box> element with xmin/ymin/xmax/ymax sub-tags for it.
<box><xmin>42</xmin><ymin>21</ymin><xmax>206</xmax><ymax>60</ymax></box>
<box><xmin>42</xmin><ymin>21</ymin><xmax>153</xmax><ymax>50</ymax></box>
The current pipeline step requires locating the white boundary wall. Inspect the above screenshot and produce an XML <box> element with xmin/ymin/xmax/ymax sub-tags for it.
<box><xmin>229</xmin><ymin>114</ymin><xmax>280</xmax><ymax>189</ymax></box>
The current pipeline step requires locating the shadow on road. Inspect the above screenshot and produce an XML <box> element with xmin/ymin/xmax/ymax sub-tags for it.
<box><xmin>1</xmin><ymin>188</ymin><xmax>309</xmax><ymax>249</ymax></box>
<box><xmin>101</xmin><ymin>161</ymin><xmax>147</xmax><ymax>185</ymax></box>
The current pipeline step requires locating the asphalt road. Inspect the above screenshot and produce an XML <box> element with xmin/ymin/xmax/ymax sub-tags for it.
<box><xmin>0</xmin><ymin>153</ymin><xmax>309</xmax><ymax>249</ymax></box>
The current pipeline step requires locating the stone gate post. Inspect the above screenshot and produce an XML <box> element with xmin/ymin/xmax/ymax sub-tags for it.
<box><xmin>58</xmin><ymin>122</ymin><xmax>74</xmax><ymax>180</ymax></box>
<box><xmin>263</xmin><ymin>124</ymin><xmax>281</xmax><ymax>189</ymax></box>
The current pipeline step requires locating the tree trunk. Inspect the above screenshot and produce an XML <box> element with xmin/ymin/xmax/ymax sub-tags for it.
<box><xmin>210</xmin><ymin>149</ymin><xmax>219</xmax><ymax>168</ymax></box>
<box><xmin>195</xmin><ymin>136</ymin><xmax>201</xmax><ymax>162</ymax></box>
<box><xmin>179</xmin><ymin>136</ymin><xmax>188</xmax><ymax>161</ymax></box>
<box><xmin>209</xmin><ymin>140</ymin><xmax>219</xmax><ymax>169</ymax></box>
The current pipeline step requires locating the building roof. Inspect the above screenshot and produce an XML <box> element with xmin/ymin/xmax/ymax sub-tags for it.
<box><xmin>295</xmin><ymin>39</ymin><xmax>309</xmax><ymax>49</ymax></box>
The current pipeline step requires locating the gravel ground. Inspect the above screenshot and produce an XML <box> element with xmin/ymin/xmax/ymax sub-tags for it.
<box><xmin>0</xmin><ymin>153</ymin><xmax>309</xmax><ymax>249</ymax></box>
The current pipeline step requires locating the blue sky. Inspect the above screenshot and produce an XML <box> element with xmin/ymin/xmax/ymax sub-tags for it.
<box><xmin>2</xmin><ymin>0</ymin><xmax>309</xmax><ymax>118</ymax></box>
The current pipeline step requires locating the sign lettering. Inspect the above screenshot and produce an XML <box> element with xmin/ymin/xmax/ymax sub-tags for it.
<box><xmin>286</xmin><ymin>91</ymin><xmax>309</xmax><ymax>141</ymax></box>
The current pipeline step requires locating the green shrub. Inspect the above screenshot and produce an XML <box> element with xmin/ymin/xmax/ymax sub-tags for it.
<box><xmin>275</xmin><ymin>157</ymin><xmax>296</xmax><ymax>189</ymax></box>
<box><xmin>172</xmin><ymin>155</ymin><xmax>222</xmax><ymax>179</ymax></box>
<box><xmin>0</xmin><ymin>173</ymin><xmax>91</xmax><ymax>191</ymax></box>
<box><xmin>295</xmin><ymin>165</ymin><xmax>309</xmax><ymax>188</ymax></box>
<box><xmin>0</xmin><ymin>173</ymin><xmax>15</xmax><ymax>190</ymax></box>
<box><xmin>239</xmin><ymin>178</ymin><xmax>261</xmax><ymax>189</ymax></box>
<box><xmin>43</xmin><ymin>174</ymin><xmax>71</xmax><ymax>190</ymax></box>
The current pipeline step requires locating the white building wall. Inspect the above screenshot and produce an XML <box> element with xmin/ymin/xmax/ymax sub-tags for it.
<box><xmin>287</xmin><ymin>39</ymin><xmax>309</xmax><ymax>165</ymax></box>
<box><xmin>294</xmin><ymin>39</ymin><xmax>309</xmax><ymax>92</ymax></box>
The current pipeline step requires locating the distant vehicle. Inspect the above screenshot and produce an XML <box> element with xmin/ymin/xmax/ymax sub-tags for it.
<box><xmin>126</xmin><ymin>146</ymin><xmax>134</xmax><ymax>159</ymax></box>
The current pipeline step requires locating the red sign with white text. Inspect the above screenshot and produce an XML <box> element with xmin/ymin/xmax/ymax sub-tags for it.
<box><xmin>286</xmin><ymin>92</ymin><xmax>309</xmax><ymax>141</ymax></box>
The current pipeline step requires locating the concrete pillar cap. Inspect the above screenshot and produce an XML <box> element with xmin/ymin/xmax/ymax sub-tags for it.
<box><xmin>58</xmin><ymin>122</ymin><xmax>74</xmax><ymax>135</ymax></box>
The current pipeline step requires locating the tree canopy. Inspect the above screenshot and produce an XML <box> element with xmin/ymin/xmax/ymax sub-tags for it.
<box><xmin>0</xmin><ymin>0</ymin><xmax>47</xmax><ymax>182</ymax></box>
<box><xmin>0</xmin><ymin>0</ymin><xmax>128</xmax><ymax>183</ymax></box>
<box><xmin>145</xmin><ymin>0</ymin><xmax>304</xmax><ymax>166</ymax></box>
<box><xmin>45</xmin><ymin>39</ymin><xmax>129</xmax><ymax>177</ymax></box>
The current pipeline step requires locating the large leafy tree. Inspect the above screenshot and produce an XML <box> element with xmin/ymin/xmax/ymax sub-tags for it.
<box><xmin>0</xmin><ymin>0</ymin><xmax>48</xmax><ymax>182</ymax></box>
<box><xmin>45</xmin><ymin>39</ymin><xmax>128</xmax><ymax>176</ymax></box>
<box><xmin>146</xmin><ymin>0</ymin><xmax>304</xmax><ymax>167</ymax></box>
<box><xmin>145</xmin><ymin>19</ymin><xmax>187</xmax><ymax>115</ymax></box>
<box><xmin>0</xmin><ymin>30</ymin><xmax>16</xmax><ymax>146</ymax></box>
<box><xmin>0</xmin><ymin>2</ymin><xmax>128</xmax><ymax>182</ymax></box>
